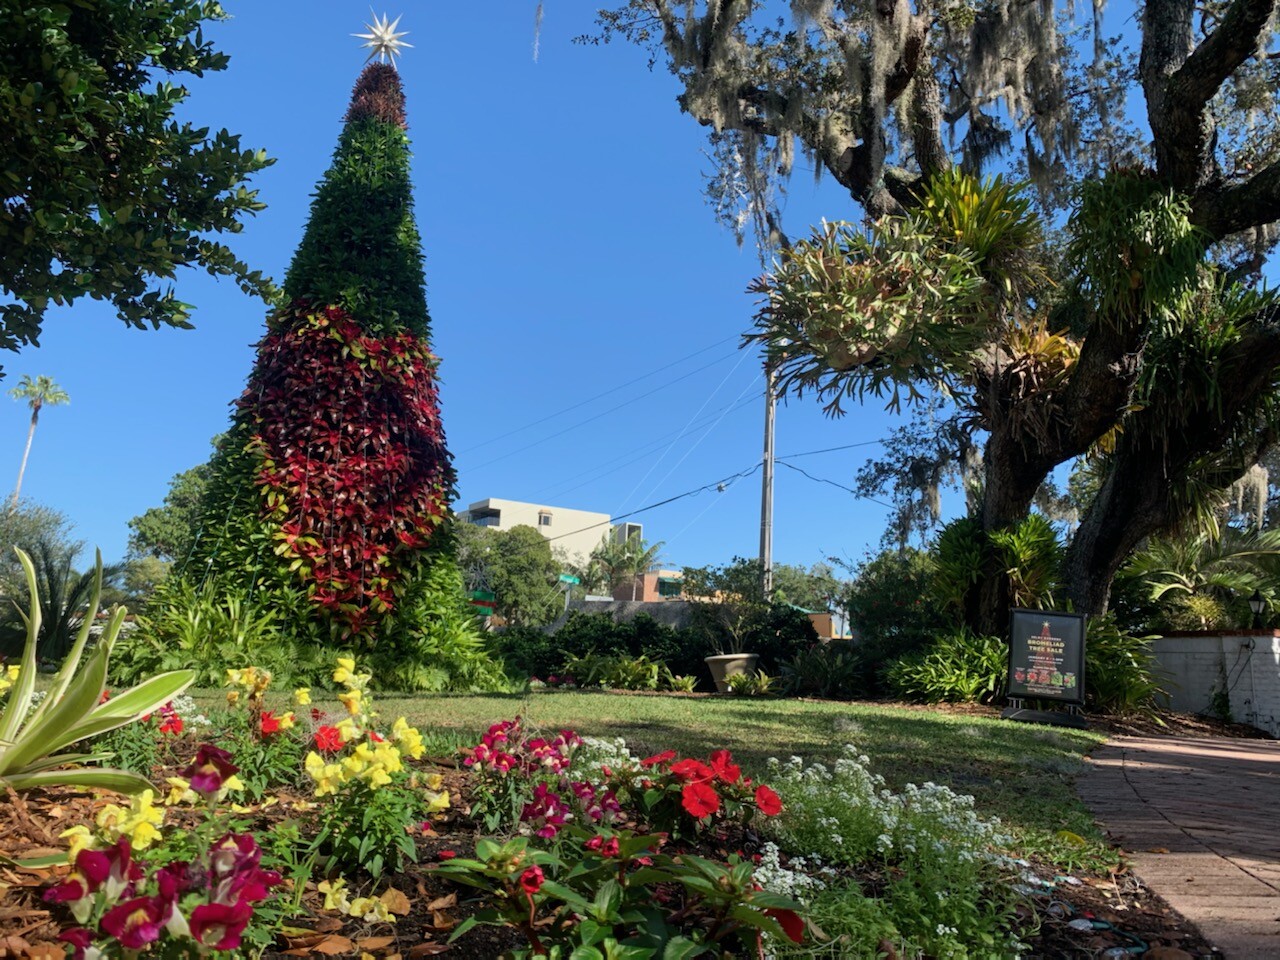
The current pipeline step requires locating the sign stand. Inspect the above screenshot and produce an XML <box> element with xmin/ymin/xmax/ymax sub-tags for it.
<box><xmin>1001</xmin><ymin>609</ymin><xmax>1089</xmax><ymax>730</ymax></box>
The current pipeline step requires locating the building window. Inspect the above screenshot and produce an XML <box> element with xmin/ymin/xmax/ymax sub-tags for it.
<box><xmin>538</xmin><ymin>511</ymin><xmax>552</xmax><ymax>527</ymax></box>
<box><xmin>657</xmin><ymin>577</ymin><xmax>682</xmax><ymax>598</ymax></box>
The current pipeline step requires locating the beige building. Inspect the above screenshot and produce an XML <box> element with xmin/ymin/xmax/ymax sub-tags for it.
<box><xmin>457</xmin><ymin>498</ymin><xmax>641</xmax><ymax>565</ymax></box>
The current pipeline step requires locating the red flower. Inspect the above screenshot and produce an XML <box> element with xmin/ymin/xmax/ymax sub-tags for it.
<box><xmin>670</xmin><ymin>758</ymin><xmax>714</xmax><ymax>783</ymax></box>
<box><xmin>99</xmin><ymin>896</ymin><xmax>166</xmax><ymax>949</ymax></box>
<box><xmin>765</xmin><ymin>907</ymin><xmax>805</xmax><ymax>944</ymax></box>
<box><xmin>315</xmin><ymin>725</ymin><xmax>343</xmax><ymax>752</ymax></box>
<box><xmin>259</xmin><ymin>712</ymin><xmax>281</xmax><ymax>736</ymax></box>
<box><xmin>158</xmin><ymin>715</ymin><xmax>183</xmax><ymax>736</ymax></box>
<box><xmin>190</xmin><ymin>899</ymin><xmax>254</xmax><ymax>951</ymax></box>
<box><xmin>640</xmin><ymin>749</ymin><xmax>676</xmax><ymax>768</ymax></box>
<box><xmin>601</xmin><ymin>837</ymin><xmax>620</xmax><ymax>858</ymax></box>
<box><xmin>437</xmin><ymin>850</ymin><xmax>457</xmax><ymax>860</ymax></box>
<box><xmin>708</xmin><ymin>749</ymin><xmax>741</xmax><ymax>784</ymax></box>
<box><xmin>519</xmin><ymin>865</ymin><xmax>544</xmax><ymax>895</ymax></box>
<box><xmin>754</xmin><ymin>784</ymin><xmax>783</xmax><ymax>817</ymax></box>
<box><xmin>584</xmin><ymin>835</ymin><xmax>604</xmax><ymax>852</ymax></box>
<box><xmin>184</xmin><ymin>744</ymin><xmax>238</xmax><ymax>795</ymax></box>
<box><xmin>58</xmin><ymin>928</ymin><xmax>94</xmax><ymax>960</ymax></box>
<box><xmin>681</xmin><ymin>781</ymin><xmax>721</xmax><ymax>819</ymax></box>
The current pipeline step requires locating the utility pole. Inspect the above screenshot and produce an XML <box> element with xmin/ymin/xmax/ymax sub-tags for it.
<box><xmin>759</xmin><ymin>361</ymin><xmax>776</xmax><ymax>599</ymax></box>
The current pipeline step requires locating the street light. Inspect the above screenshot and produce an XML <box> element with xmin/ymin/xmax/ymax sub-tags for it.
<box><xmin>1248</xmin><ymin>589</ymin><xmax>1266</xmax><ymax>629</ymax></box>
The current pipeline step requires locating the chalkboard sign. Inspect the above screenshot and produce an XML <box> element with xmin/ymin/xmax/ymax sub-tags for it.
<box><xmin>1006</xmin><ymin>609</ymin><xmax>1086</xmax><ymax>705</ymax></box>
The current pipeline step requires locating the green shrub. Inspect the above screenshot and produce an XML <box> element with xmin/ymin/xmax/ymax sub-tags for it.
<box><xmin>112</xmin><ymin>579</ymin><xmax>328</xmax><ymax>689</ymax></box>
<box><xmin>930</xmin><ymin>519</ymin><xmax>985</xmax><ymax>619</ymax></box>
<box><xmin>885</xmin><ymin>630</ymin><xmax>1006</xmax><ymax>704</ymax></box>
<box><xmin>725</xmin><ymin>669</ymin><xmax>776</xmax><ymax>696</ymax></box>
<box><xmin>842</xmin><ymin>549</ymin><xmax>948</xmax><ymax>693</ymax></box>
<box><xmin>562</xmin><ymin>652</ymin><xmax>661</xmax><ymax>691</ymax></box>
<box><xmin>988</xmin><ymin>513</ymin><xmax>1063</xmax><ymax>609</ymax></box>
<box><xmin>1085</xmin><ymin>615</ymin><xmax>1168</xmax><ymax>714</ymax></box>
<box><xmin>779</xmin><ymin>643</ymin><xmax>868</xmax><ymax>700</ymax></box>
<box><xmin>494</xmin><ymin>612</ymin><xmax>714</xmax><ymax>687</ymax></box>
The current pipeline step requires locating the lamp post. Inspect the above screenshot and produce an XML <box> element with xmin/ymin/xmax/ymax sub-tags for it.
<box><xmin>1248</xmin><ymin>589</ymin><xmax>1266</xmax><ymax>629</ymax></box>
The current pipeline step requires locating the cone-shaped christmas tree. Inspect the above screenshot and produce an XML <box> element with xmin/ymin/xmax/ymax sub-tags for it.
<box><xmin>182</xmin><ymin>62</ymin><xmax>497</xmax><ymax>690</ymax></box>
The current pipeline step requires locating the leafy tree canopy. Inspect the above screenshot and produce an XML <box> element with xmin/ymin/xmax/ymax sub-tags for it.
<box><xmin>127</xmin><ymin>459</ymin><xmax>211</xmax><ymax>565</ymax></box>
<box><xmin>456</xmin><ymin>523</ymin><xmax>565</xmax><ymax>627</ymax></box>
<box><xmin>0</xmin><ymin>0</ymin><xmax>275</xmax><ymax>368</ymax></box>
<box><xmin>0</xmin><ymin>500</ymin><xmax>79</xmax><ymax>599</ymax></box>
<box><xmin>594</xmin><ymin>1</ymin><xmax>1280</xmax><ymax>628</ymax></box>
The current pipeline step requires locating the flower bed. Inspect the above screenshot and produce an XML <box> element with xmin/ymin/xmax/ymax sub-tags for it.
<box><xmin>0</xmin><ymin>657</ymin><xmax>1214</xmax><ymax>959</ymax></box>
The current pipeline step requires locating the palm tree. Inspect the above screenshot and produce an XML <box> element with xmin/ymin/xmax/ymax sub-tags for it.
<box><xmin>592</xmin><ymin>532</ymin><xmax>665</xmax><ymax>600</ymax></box>
<box><xmin>8</xmin><ymin>375</ymin><xmax>69</xmax><ymax>510</ymax></box>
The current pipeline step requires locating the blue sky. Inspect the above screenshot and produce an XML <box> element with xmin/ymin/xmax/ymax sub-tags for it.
<box><xmin>1</xmin><ymin>2</ymin><xmax>958</xmax><ymax>574</ymax></box>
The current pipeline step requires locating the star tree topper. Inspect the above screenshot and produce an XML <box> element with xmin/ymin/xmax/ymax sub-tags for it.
<box><xmin>354</xmin><ymin>12</ymin><xmax>412</xmax><ymax>65</ymax></box>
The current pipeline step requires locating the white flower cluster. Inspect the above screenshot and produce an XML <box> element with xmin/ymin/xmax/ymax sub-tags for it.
<box><xmin>574</xmin><ymin>736</ymin><xmax>641</xmax><ymax>784</ymax></box>
<box><xmin>752</xmin><ymin>842</ymin><xmax>835</xmax><ymax>903</ymax></box>
<box><xmin>168</xmin><ymin>693</ymin><xmax>211</xmax><ymax>727</ymax></box>
<box><xmin>766</xmin><ymin>744</ymin><xmax>1011</xmax><ymax>864</ymax></box>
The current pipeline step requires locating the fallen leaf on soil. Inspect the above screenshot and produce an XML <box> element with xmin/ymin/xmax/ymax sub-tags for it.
<box><xmin>356</xmin><ymin>936</ymin><xmax>396</xmax><ymax>950</ymax></box>
<box><xmin>407</xmin><ymin>944</ymin><xmax>450</xmax><ymax>958</ymax></box>
<box><xmin>1146</xmin><ymin>847</ymin><xmax>1169</xmax><ymax>854</ymax></box>
<box><xmin>315</xmin><ymin>917</ymin><xmax>345</xmax><ymax>933</ymax></box>
<box><xmin>281</xmin><ymin>934</ymin><xmax>354</xmax><ymax>956</ymax></box>
<box><xmin>1145</xmin><ymin>949</ymin><xmax>1194</xmax><ymax>960</ymax></box>
<box><xmin>426</xmin><ymin>893</ymin><xmax>456</xmax><ymax>911</ymax></box>
<box><xmin>430</xmin><ymin>910</ymin><xmax>456</xmax><ymax>932</ymax></box>
<box><xmin>379</xmin><ymin>887</ymin><xmax>411</xmax><ymax>916</ymax></box>
<box><xmin>22</xmin><ymin>943</ymin><xmax>61</xmax><ymax>960</ymax></box>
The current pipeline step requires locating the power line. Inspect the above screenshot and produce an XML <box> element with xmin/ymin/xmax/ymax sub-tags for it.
<box><xmin>457</xmin><ymin>336</ymin><xmax>737</xmax><ymax>455</ymax></box>
<box><xmin>466</xmin><ymin>350</ymin><xmax>740</xmax><ymax>472</ymax></box>
<box><xmin>615</xmin><ymin>349</ymin><xmax>759</xmax><ymax>515</ymax></box>
<box><xmin>544</xmin><ymin>461</ymin><xmax>764</xmax><ymax>546</ymax></box>
<box><xmin>776</xmin><ymin>459</ymin><xmax>893</xmax><ymax>508</ymax></box>
<box><xmin>530</xmin><ymin>392</ymin><xmax>763</xmax><ymax>503</ymax></box>
<box><xmin>776</xmin><ymin>438</ymin><xmax>885</xmax><ymax>460</ymax></box>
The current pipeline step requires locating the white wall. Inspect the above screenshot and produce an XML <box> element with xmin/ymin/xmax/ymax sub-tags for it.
<box><xmin>1153</xmin><ymin>633</ymin><xmax>1280</xmax><ymax>737</ymax></box>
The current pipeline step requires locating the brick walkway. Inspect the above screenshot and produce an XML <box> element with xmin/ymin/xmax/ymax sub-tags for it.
<box><xmin>1078</xmin><ymin>736</ymin><xmax>1280</xmax><ymax>959</ymax></box>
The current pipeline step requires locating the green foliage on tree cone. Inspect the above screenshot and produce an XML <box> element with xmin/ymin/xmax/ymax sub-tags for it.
<box><xmin>284</xmin><ymin>70</ymin><xmax>428</xmax><ymax>336</ymax></box>
<box><xmin>0</xmin><ymin>548</ymin><xmax>194</xmax><ymax>795</ymax></box>
<box><xmin>0</xmin><ymin>1</ymin><xmax>275</xmax><ymax>365</ymax></box>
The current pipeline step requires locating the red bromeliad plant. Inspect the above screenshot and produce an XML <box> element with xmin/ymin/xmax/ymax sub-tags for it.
<box><xmin>245</xmin><ymin>305</ymin><xmax>451</xmax><ymax>634</ymax></box>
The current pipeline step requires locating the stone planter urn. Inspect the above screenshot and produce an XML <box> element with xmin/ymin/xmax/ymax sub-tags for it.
<box><xmin>704</xmin><ymin>653</ymin><xmax>759</xmax><ymax>694</ymax></box>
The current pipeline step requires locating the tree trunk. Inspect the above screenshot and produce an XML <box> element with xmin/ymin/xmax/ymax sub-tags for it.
<box><xmin>973</xmin><ymin>424</ymin><xmax>1055</xmax><ymax>633</ymax></box>
<box><xmin>9</xmin><ymin>409</ymin><xmax>38</xmax><ymax>512</ymax></box>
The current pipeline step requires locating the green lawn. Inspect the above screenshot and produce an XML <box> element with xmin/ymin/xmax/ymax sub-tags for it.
<box><xmin>300</xmin><ymin>690</ymin><xmax>1114</xmax><ymax>870</ymax></box>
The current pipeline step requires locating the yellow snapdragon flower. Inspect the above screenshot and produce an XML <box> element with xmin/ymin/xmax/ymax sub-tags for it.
<box><xmin>0</xmin><ymin>663</ymin><xmax>19</xmax><ymax>694</ymax></box>
<box><xmin>337</xmin><ymin>689</ymin><xmax>362</xmax><ymax>716</ymax></box>
<box><xmin>96</xmin><ymin>790</ymin><xmax>165</xmax><ymax>850</ymax></box>
<box><xmin>60</xmin><ymin>825</ymin><xmax>94</xmax><ymax>858</ymax></box>
<box><xmin>279</xmin><ymin>711</ymin><xmax>296</xmax><ymax>730</ymax></box>
<box><xmin>305</xmin><ymin>751</ymin><xmax>347</xmax><ymax>797</ymax></box>
<box><xmin>294</xmin><ymin>687</ymin><xmax>311</xmax><ymax>706</ymax></box>
<box><xmin>424</xmin><ymin>789</ymin><xmax>451</xmax><ymax>814</ymax></box>
<box><xmin>333</xmin><ymin>658</ymin><xmax>357</xmax><ymax>685</ymax></box>
<box><xmin>319</xmin><ymin>878</ymin><xmax>351</xmax><ymax>912</ymax></box>
<box><xmin>348</xmin><ymin>897</ymin><xmax>395</xmax><ymax>923</ymax></box>
<box><xmin>390</xmin><ymin>717</ymin><xmax>425</xmax><ymax>760</ymax></box>
<box><xmin>335</xmin><ymin>718</ymin><xmax>360</xmax><ymax>743</ymax></box>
